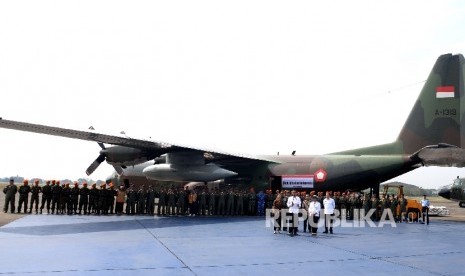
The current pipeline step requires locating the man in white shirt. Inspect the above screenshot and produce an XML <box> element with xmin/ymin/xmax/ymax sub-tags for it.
<box><xmin>421</xmin><ymin>195</ymin><xmax>430</xmax><ymax>225</ymax></box>
<box><xmin>308</xmin><ymin>195</ymin><xmax>321</xmax><ymax>235</ymax></box>
<box><xmin>286</xmin><ymin>190</ymin><xmax>301</xmax><ymax>236</ymax></box>
<box><xmin>323</xmin><ymin>192</ymin><xmax>335</xmax><ymax>234</ymax></box>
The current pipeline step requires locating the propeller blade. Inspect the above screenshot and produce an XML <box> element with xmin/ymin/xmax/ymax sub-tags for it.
<box><xmin>85</xmin><ymin>154</ymin><xmax>106</xmax><ymax>176</ymax></box>
<box><xmin>112</xmin><ymin>165</ymin><xmax>124</xmax><ymax>175</ymax></box>
<box><xmin>98</xmin><ymin>142</ymin><xmax>106</xmax><ymax>149</ymax></box>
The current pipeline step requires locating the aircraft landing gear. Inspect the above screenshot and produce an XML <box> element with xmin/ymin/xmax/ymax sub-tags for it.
<box><xmin>459</xmin><ymin>201</ymin><xmax>465</xmax><ymax>208</ymax></box>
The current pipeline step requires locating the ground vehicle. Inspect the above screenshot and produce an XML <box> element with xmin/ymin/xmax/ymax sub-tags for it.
<box><xmin>382</xmin><ymin>184</ymin><xmax>422</xmax><ymax>221</ymax></box>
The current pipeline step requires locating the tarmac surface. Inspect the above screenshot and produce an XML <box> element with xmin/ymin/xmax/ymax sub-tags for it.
<box><xmin>2</xmin><ymin>186</ymin><xmax>465</xmax><ymax>276</ymax></box>
<box><xmin>0</xmin><ymin>213</ymin><xmax>465</xmax><ymax>276</ymax></box>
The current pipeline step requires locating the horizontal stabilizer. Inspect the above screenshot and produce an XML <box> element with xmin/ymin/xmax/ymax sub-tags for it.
<box><xmin>411</xmin><ymin>144</ymin><xmax>465</xmax><ymax>167</ymax></box>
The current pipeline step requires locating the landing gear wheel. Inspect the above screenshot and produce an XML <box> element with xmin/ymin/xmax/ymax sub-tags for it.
<box><xmin>459</xmin><ymin>202</ymin><xmax>465</xmax><ymax>208</ymax></box>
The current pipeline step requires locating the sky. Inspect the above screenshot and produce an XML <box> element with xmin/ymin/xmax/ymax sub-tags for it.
<box><xmin>1</xmin><ymin>1</ymin><xmax>465</xmax><ymax>189</ymax></box>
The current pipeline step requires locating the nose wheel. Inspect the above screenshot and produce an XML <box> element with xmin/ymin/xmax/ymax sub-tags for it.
<box><xmin>459</xmin><ymin>201</ymin><xmax>465</xmax><ymax>208</ymax></box>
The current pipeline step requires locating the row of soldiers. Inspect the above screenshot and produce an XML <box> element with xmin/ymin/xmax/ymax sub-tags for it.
<box><xmin>154</xmin><ymin>188</ymin><xmax>271</xmax><ymax>216</ymax></box>
<box><xmin>4</xmin><ymin>179</ymin><xmax>409</xmax><ymax>221</ymax></box>
<box><xmin>3</xmin><ymin>179</ymin><xmax>118</xmax><ymax>215</ymax></box>
<box><xmin>3</xmin><ymin>179</ymin><xmax>275</xmax><ymax>216</ymax></box>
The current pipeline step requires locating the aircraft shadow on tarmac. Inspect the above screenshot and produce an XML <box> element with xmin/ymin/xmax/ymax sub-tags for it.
<box><xmin>0</xmin><ymin>216</ymin><xmax>262</xmax><ymax>236</ymax></box>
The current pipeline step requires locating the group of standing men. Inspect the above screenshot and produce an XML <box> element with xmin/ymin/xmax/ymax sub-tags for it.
<box><xmin>4</xmin><ymin>179</ymin><xmax>430</xmax><ymax>227</ymax></box>
<box><xmin>3</xmin><ymin>179</ymin><xmax>278</xmax><ymax>217</ymax></box>
<box><xmin>271</xmin><ymin>190</ymin><xmax>431</xmax><ymax>237</ymax></box>
<box><xmin>154</xmin><ymin>188</ymin><xmax>274</xmax><ymax>217</ymax></box>
<box><xmin>273</xmin><ymin>190</ymin><xmax>335</xmax><ymax>237</ymax></box>
<box><xmin>3</xmin><ymin>179</ymin><xmax>119</xmax><ymax>215</ymax></box>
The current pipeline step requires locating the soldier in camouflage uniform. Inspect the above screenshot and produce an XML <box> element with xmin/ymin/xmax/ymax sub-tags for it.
<box><xmin>190</xmin><ymin>190</ymin><xmax>200</xmax><ymax>215</ymax></box>
<box><xmin>236</xmin><ymin>190</ymin><xmax>245</xmax><ymax>216</ymax></box>
<box><xmin>107</xmin><ymin>183</ymin><xmax>117</xmax><ymax>214</ymax></box>
<box><xmin>371</xmin><ymin>195</ymin><xmax>380</xmax><ymax>221</ymax></box>
<box><xmin>146</xmin><ymin>185</ymin><xmax>156</xmax><ymax>215</ymax></box>
<box><xmin>17</xmin><ymin>180</ymin><xmax>31</xmax><ymax>213</ymax></box>
<box><xmin>226</xmin><ymin>190</ymin><xmax>235</xmax><ymax>216</ymax></box>
<box><xmin>51</xmin><ymin>180</ymin><xmax>61</xmax><ymax>214</ymax></box>
<box><xmin>98</xmin><ymin>183</ymin><xmax>109</xmax><ymax>215</ymax></box>
<box><xmin>217</xmin><ymin>191</ymin><xmax>226</xmax><ymax>216</ymax></box>
<box><xmin>302</xmin><ymin>194</ymin><xmax>310</xmax><ymax>232</ymax></box>
<box><xmin>59</xmin><ymin>183</ymin><xmax>68</xmax><ymax>214</ymax></box>
<box><xmin>333</xmin><ymin>192</ymin><xmax>340</xmax><ymax>215</ymax></box>
<box><xmin>208</xmin><ymin>189</ymin><xmax>217</xmax><ymax>215</ymax></box>
<box><xmin>70</xmin><ymin>182</ymin><xmax>80</xmax><ymax>214</ymax></box>
<box><xmin>137</xmin><ymin>186</ymin><xmax>146</xmax><ymax>215</ymax></box>
<box><xmin>177</xmin><ymin>188</ymin><xmax>186</xmax><ymax>215</ymax></box>
<box><xmin>29</xmin><ymin>180</ymin><xmax>41</xmax><ymax>214</ymax></box>
<box><xmin>167</xmin><ymin>189</ymin><xmax>177</xmax><ymax>215</ymax></box>
<box><xmin>348</xmin><ymin>193</ymin><xmax>356</xmax><ymax>220</ymax></box>
<box><xmin>266</xmin><ymin>190</ymin><xmax>273</xmax><ymax>211</ymax></box>
<box><xmin>88</xmin><ymin>183</ymin><xmax>99</xmax><ymax>214</ymax></box>
<box><xmin>157</xmin><ymin>189</ymin><xmax>166</xmax><ymax>215</ymax></box>
<box><xmin>40</xmin><ymin>180</ymin><xmax>52</xmax><ymax>214</ymax></box>
<box><xmin>248</xmin><ymin>190</ymin><xmax>256</xmax><ymax>216</ymax></box>
<box><xmin>126</xmin><ymin>185</ymin><xmax>137</xmax><ymax>215</ymax></box>
<box><xmin>355</xmin><ymin>193</ymin><xmax>363</xmax><ymax>220</ymax></box>
<box><xmin>198</xmin><ymin>189</ymin><xmax>208</xmax><ymax>216</ymax></box>
<box><xmin>381</xmin><ymin>194</ymin><xmax>390</xmax><ymax>219</ymax></box>
<box><xmin>3</xmin><ymin>179</ymin><xmax>17</xmax><ymax>213</ymax></box>
<box><xmin>61</xmin><ymin>183</ymin><xmax>72</xmax><ymax>215</ymax></box>
<box><xmin>339</xmin><ymin>193</ymin><xmax>347</xmax><ymax>219</ymax></box>
<box><xmin>78</xmin><ymin>182</ymin><xmax>90</xmax><ymax>215</ymax></box>
<box><xmin>362</xmin><ymin>193</ymin><xmax>371</xmax><ymax>217</ymax></box>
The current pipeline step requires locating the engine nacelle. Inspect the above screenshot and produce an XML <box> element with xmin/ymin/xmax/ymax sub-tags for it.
<box><xmin>142</xmin><ymin>163</ymin><xmax>237</xmax><ymax>182</ymax></box>
<box><xmin>102</xmin><ymin>146</ymin><xmax>154</xmax><ymax>166</ymax></box>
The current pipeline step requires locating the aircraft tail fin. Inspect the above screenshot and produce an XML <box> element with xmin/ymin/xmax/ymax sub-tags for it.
<box><xmin>397</xmin><ymin>53</ymin><xmax>465</xmax><ymax>154</ymax></box>
<box><xmin>331</xmin><ymin>53</ymin><xmax>465</xmax><ymax>157</ymax></box>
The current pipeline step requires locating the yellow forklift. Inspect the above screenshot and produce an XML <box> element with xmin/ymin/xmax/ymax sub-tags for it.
<box><xmin>382</xmin><ymin>184</ymin><xmax>422</xmax><ymax>222</ymax></box>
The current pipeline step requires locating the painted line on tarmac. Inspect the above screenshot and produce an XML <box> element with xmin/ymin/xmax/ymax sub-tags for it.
<box><xmin>134</xmin><ymin>217</ymin><xmax>198</xmax><ymax>276</ymax></box>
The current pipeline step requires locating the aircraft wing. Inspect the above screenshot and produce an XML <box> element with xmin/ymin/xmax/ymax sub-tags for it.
<box><xmin>0</xmin><ymin>118</ymin><xmax>171</xmax><ymax>149</ymax></box>
<box><xmin>0</xmin><ymin>118</ymin><xmax>272</xmax><ymax>169</ymax></box>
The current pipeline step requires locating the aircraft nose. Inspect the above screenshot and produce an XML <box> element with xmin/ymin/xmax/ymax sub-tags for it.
<box><xmin>438</xmin><ymin>188</ymin><xmax>451</xmax><ymax>200</ymax></box>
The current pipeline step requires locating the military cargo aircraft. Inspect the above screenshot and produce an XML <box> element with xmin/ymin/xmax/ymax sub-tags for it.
<box><xmin>438</xmin><ymin>176</ymin><xmax>465</xmax><ymax>207</ymax></box>
<box><xmin>1</xmin><ymin>53</ymin><xmax>465</xmax><ymax>195</ymax></box>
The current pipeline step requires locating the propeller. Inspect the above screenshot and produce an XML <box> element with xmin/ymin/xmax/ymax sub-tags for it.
<box><xmin>85</xmin><ymin>143</ymin><xmax>125</xmax><ymax>176</ymax></box>
<box><xmin>85</xmin><ymin>143</ymin><xmax>108</xmax><ymax>176</ymax></box>
<box><xmin>112</xmin><ymin>165</ymin><xmax>124</xmax><ymax>175</ymax></box>
<box><xmin>86</xmin><ymin>153</ymin><xmax>106</xmax><ymax>176</ymax></box>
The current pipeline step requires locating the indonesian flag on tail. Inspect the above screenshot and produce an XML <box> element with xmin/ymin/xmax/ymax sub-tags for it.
<box><xmin>436</xmin><ymin>86</ymin><xmax>455</xmax><ymax>98</ymax></box>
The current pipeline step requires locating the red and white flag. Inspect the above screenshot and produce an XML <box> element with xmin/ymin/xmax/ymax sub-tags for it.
<box><xmin>436</xmin><ymin>86</ymin><xmax>455</xmax><ymax>98</ymax></box>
